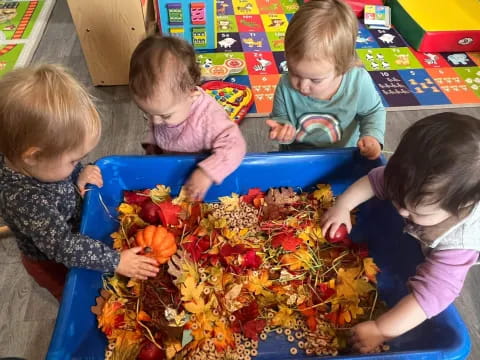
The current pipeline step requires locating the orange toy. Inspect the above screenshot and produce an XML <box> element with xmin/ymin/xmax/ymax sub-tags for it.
<box><xmin>135</xmin><ymin>225</ymin><xmax>177</xmax><ymax>264</ymax></box>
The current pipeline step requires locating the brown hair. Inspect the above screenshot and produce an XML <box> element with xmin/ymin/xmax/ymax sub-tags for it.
<box><xmin>385</xmin><ymin>112</ymin><xmax>480</xmax><ymax>216</ymax></box>
<box><xmin>285</xmin><ymin>0</ymin><xmax>359</xmax><ymax>75</ymax></box>
<box><xmin>129</xmin><ymin>35</ymin><xmax>201</xmax><ymax>100</ymax></box>
<box><xmin>0</xmin><ymin>64</ymin><xmax>100</xmax><ymax>163</ymax></box>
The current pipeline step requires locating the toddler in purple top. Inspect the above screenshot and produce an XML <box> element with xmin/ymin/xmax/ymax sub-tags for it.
<box><xmin>129</xmin><ymin>35</ymin><xmax>247</xmax><ymax>200</ymax></box>
<box><xmin>321</xmin><ymin>112</ymin><xmax>480</xmax><ymax>353</ymax></box>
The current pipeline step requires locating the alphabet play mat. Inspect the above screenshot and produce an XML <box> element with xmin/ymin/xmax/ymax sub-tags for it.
<box><xmin>0</xmin><ymin>0</ymin><xmax>55</xmax><ymax>76</ymax></box>
<box><xmin>195</xmin><ymin>0</ymin><xmax>480</xmax><ymax>117</ymax></box>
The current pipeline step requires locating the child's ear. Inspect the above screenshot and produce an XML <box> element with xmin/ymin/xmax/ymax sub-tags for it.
<box><xmin>21</xmin><ymin>147</ymin><xmax>42</xmax><ymax>166</ymax></box>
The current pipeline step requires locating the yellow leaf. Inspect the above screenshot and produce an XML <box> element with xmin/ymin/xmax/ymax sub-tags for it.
<box><xmin>246</xmin><ymin>270</ymin><xmax>272</xmax><ymax>295</ymax></box>
<box><xmin>363</xmin><ymin>257</ymin><xmax>380</xmax><ymax>283</ymax></box>
<box><xmin>336</xmin><ymin>267</ymin><xmax>361</xmax><ymax>298</ymax></box>
<box><xmin>218</xmin><ymin>193</ymin><xmax>240</xmax><ymax>211</ymax></box>
<box><xmin>184</xmin><ymin>295</ymin><xmax>216</xmax><ymax>314</ymax></box>
<box><xmin>271</xmin><ymin>305</ymin><xmax>296</xmax><ymax>328</ymax></box>
<box><xmin>164</xmin><ymin>339</ymin><xmax>182</xmax><ymax>360</ymax></box>
<box><xmin>336</xmin><ymin>267</ymin><xmax>375</xmax><ymax>298</ymax></box>
<box><xmin>172</xmin><ymin>186</ymin><xmax>189</xmax><ymax>205</ymax></box>
<box><xmin>150</xmin><ymin>185</ymin><xmax>171</xmax><ymax>202</ymax></box>
<box><xmin>313</xmin><ymin>184</ymin><xmax>334</xmax><ymax>206</ymax></box>
<box><xmin>118</xmin><ymin>203</ymin><xmax>135</xmax><ymax>215</ymax></box>
<box><xmin>180</xmin><ymin>276</ymin><xmax>204</xmax><ymax>302</ymax></box>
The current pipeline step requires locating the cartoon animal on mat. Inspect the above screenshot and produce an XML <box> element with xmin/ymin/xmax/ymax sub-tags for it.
<box><xmin>253</xmin><ymin>56</ymin><xmax>272</xmax><ymax>72</ymax></box>
<box><xmin>378</xmin><ymin>33</ymin><xmax>395</xmax><ymax>44</ymax></box>
<box><xmin>243</xmin><ymin>37</ymin><xmax>263</xmax><ymax>48</ymax></box>
<box><xmin>217</xmin><ymin>2</ymin><xmax>229</xmax><ymax>15</ymax></box>
<box><xmin>203</xmin><ymin>58</ymin><xmax>213</xmax><ymax>68</ymax></box>
<box><xmin>218</xmin><ymin>37</ymin><xmax>237</xmax><ymax>49</ymax></box>
<box><xmin>268</xmin><ymin>18</ymin><xmax>285</xmax><ymax>28</ymax></box>
<box><xmin>356</xmin><ymin>35</ymin><xmax>373</xmax><ymax>44</ymax></box>
<box><xmin>424</xmin><ymin>53</ymin><xmax>438</xmax><ymax>65</ymax></box>
<box><xmin>218</xmin><ymin>19</ymin><xmax>231</xmax><ymax>31</ymax></box>
<box><xmin>395</xmin><ymin>54</ymin><xmax>410</xmax><ymax>66</ymax></box>
<box><xmin>279</xmin><ymin>60</ymin><xmax>288</xmax><ymax>73</ymax></box>
<box><xmin>447</xmin><ymin>53</ymin><xmax>469</xmax><ymax>65</ymax></box>
<box><xmin>237</xmin><ymin>3</ymin><xmax>253</xmax><ymax>12</ymax></box>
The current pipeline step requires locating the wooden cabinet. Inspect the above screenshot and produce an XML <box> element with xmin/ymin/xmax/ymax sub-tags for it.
<box><xmin>67</xmin><ymin>0</ymin><xmax>156</xmax><ymax>85</ymax></box>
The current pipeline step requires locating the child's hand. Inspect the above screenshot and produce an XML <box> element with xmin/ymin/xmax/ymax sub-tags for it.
<box><xmin>184</xmin><ymin>168</ymin><xmax>213</xmax><ymax>201</ymax></box>
<box><xmin>350</xmin><ymin>320</ymin><xmax>388</xmax><ymax>353</ymax></box>
<box><xmin>77</xmin><ymin>164</ymin><xmax>103</xmax><ymax>197</ymax></box>
<box><xmin>357</xmin><ymin>136</ymin><xmax>381</xmax><ymax>160</ymax></box>
<box><xmin>117</xmin><ymin>246</ymin><xmax>159</xmax><ymax>280</ymax></box>
<box><xmin>320</xmin><ymin>205</ymin><xmax>352</xmax><ymax>239</ymax></box>
<box><xmin>266</xmin><ymin>119</ymin><xmax>296</xmax><ymax>142</ymax></box>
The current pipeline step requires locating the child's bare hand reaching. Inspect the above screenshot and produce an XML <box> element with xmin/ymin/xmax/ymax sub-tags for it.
<box><xmin>184</xmin><ymin>167</ymin><xmax>213</xmax><ymax>201</ymax></box>
<box><xmin>266</xmin><ymin>119</ymin><xmax>296</xmax><ymax>143</ymax></box>
<box><xmin>357</xmin><ymin>136</ymin><xmax>381</xmax><ymax>160</ymax></box>
<box><xmin>320</xmin><ymin>204</ymin><xmax>352</xmax><ymax>239</ymax></box>
<box><xmin>77</xmin><ymin>165</ymin><xmax>103</xmax><ymax>197</ymax></box>
<box><xmin>117</xmin><ymin>247</ymin><xmax>159</xmax><ymax>280</ymax></box>
<box><xmin>350</xmin><ymin>320</ymin><xmax>388</xmax><ymax>353</ymax></box>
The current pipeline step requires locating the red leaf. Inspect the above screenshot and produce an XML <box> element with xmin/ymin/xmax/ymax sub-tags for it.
<box><xmin>157</xmin><ymin>201</ymin><xmax>181</xmax><ymax>226</ymax></box>
<box><xmin>243</xmin><ymin>319</ymin><xmax>266</xmax><ymax>340</ymax></box>
<box><xmin>243</xmin><ymin>250</ymin><xmax>262</xmax><ymax>269</ymax></box>
<box><xmin>124</xmin><ymin>190</ymin><xmax>150</xmax><ymax>205</ymax></box>
<box><xmin>183</xmin><ymin>235</ymin><xmax>210</xmax><ymax>262</ymax></box>
<box><xmin>241</xmin><ymin>188</ymin><xmax>264</xmax><ymax>205</ymax></box>
<box><xmin>271</xmin><ymin>232</ymin><xmax>302</xmax><ymax>251</ymax></box>
<box><xmin>234</xmin><ymin>302</ymin><xmax>259</xmax><ymax>322</ymax></box>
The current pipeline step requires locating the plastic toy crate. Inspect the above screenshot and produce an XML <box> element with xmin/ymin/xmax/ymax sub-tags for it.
<box><xmin>47</xmin><ymin>150</ymin><xmax>471</xmax><ymax>359</ymax></box>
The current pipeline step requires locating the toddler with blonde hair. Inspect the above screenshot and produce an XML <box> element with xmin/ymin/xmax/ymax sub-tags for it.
<box><xmin>267</xmin><ymin>0</ymin><xmax>385</xmax><ymax>159</ymax></box>
<box><xmin>0</xmin><ymin>65</ymin><xmax>159</xmax><ymax>300</ymax></box>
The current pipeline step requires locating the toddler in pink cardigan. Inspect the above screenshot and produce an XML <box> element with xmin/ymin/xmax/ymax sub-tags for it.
<box><xmin>129</xmin><ymin>35</ymin><xmax>246</xmax><ymax>200</ymax></box>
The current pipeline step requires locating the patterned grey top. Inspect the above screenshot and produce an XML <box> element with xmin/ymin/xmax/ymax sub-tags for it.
<box><xmin>0</xmin><ymin>155</ymin><xmax>119</xmax><ymax>272</ymax></box>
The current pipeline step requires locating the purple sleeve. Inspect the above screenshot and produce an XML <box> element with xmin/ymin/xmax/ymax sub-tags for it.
<box><xmin>408</xmin><ymin>249</ymin><xmax>478</xmax><ymax>318</ymax></box>
<box><xmin>198</xmin><ymin>107</ymin><xmax>247</xmax><ymax>184</ymax></box>
<box><xmin>367</xmin><ymin>166</ymin><xmax>386</xmax><ymax>199</ymax></box>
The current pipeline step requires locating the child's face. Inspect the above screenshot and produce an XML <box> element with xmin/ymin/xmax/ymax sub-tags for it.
<box><xmin>134</xmin><ymin>87</ymin><xmax>197</xmax><ymax>127</ymax></box>
<box><xmin>394</xmin><ymin>201</ymin><xmax>451</xmax><ymax>226</ymax></box>
<box><xmin>287</xmin><ymin>58</ymin><xmax>342</xmax><ymax>100</ymax></box>
<box><xmin>20</xmin><ymin>134</ymin><xmax>99</xmax><ymax>183</ymax></box>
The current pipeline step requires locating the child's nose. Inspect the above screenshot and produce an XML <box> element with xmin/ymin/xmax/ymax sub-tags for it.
<box><xmin>299</xmin><ymin>79</ymin><xmax>310</xmax><ymax>94</ymax></box>
<box><xmin>398</xmin><ymin>208</ymin><xmax>409</xmax><ymax>218</ymax></box>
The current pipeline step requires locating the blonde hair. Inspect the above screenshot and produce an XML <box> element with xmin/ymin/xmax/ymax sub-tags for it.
<box><xmin>285</xmin><ymin>0</ymin><xmax>359</xmax><ymax>75</ymax></box>
<box><xmin>129</xmin><ymin>35</ymin><xmax>201</xmax><ymax>100</ymax></box>
<box><xmin>0</xmin><ymin>64</ymin><xmax>100</xmax><ymax>163</ymax></box>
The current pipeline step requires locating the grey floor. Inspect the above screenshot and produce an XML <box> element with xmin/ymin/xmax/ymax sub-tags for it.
<box><xmin>0</xmin><ymin>1</ymin><xmax>479</xmax><ymax>359</ymax></box>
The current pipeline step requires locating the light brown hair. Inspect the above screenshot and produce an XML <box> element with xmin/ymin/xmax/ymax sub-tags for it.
<box><xmin>0</xmin><ymin>64</ymin><xmax>100</xmax><ymax>163</ymax></box>
<box><xmin>285</xmin><ymin>0</ymin><xmax>359</xmax><ymax>75</ymax></box>
<box><xmin>129</xmin><ymin>35</ymin><xmax>201</xmax><ymax>100</ymax></box>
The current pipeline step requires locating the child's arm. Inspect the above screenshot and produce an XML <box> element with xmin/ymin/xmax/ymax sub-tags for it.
<box><xmin>267</xmin><ymin>76</ymin><xmax>296</xmax><ymax>144</ymax></box>
<box><xmin>351</xmin><ymin>294</ymin><xmax>426</xmax><ymax>353</ymax></box>
<box><xmin>351</xmin><ymin>248</ymin><xmax>478</xmax><ymax>353</ymax></box>
<box><xmin>356</xmin><ymin>68</ymin><xmax>386</xmax><ymax>160</ymax></box>
<box><xmin>185</xmin><ymin>110</ymin><xmax>247</xmax><ymax>200</ymax></box>
<box><xmin>321</xmin><ymin>175</ymin><xmax>375</xmax><ymax>238</ymax></box>
<box><xmin>2</xmin><ymin>190</ymin><xmax>158</xmax><ymax>279</ymax></box>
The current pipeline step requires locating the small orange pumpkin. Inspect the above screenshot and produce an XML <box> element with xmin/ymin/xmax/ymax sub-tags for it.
<box><xmin>136</xmin><ymin>225</ymin><xmax>177</xmax><ymax>264</ymax></box>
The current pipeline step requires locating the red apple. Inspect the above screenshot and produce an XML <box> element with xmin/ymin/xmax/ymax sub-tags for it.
<box><xmin>139</xmin><ymin>199</ymin><xmax>161</xmax><ymax>224</ymax></box>
<box><xmin>326</xmin><ymin>224</ymin><xmax>349</xmax><ymax>243</ymax></box>
<box><xmin>137</xmin><ymin>341</ymin><xmax>164</xmax><ymax>360</ymax></box>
